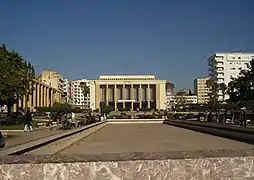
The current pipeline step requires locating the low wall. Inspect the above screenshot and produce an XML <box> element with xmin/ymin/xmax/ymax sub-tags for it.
<box><xmin>0</xmin><ymin>121</ymin><xmax>106</xmax><ymax>156</ymax></box>
<box><xmin>1</xmin><ymin>149</ymin><xmax>254</xmax><ymax>179</ymax></box>
<box><xmin>164</xmin><ymin>120</ymin><xmax>254</xmax><ymax>145</ymax></box>
<box><xmin>107</xmin><ymin>119</ymin><xmax>165</xmax><ymax>124</ymax></box>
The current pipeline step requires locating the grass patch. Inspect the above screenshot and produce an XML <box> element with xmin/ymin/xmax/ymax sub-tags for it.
<box><xmin>0</xmin><ymin>121</ymin><xmax>38</xmax><ymax>130</ymax></box>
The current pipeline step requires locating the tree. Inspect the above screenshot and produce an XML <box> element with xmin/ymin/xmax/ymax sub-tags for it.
<box><xmin>80</xmin><ymin>82</ymin><xmax>90</xmax><ymax>108</ymax></box>
<box><xmin>0</xmin><ymin>45</ymin><xmax>35</xmax><ymax>115</ymax></box>
<box><xmin>206</xmin><ymin>78</ymin><xmax>219</xmax><ymax>105</ymax></box>
<box><xmin>219</xmin><ymin>83</ymin><xmax>227</xmax><ymax>102</ymax></box>
<box><xmin>227</xmin><ymin>59</ymin><xmax>254</xmax><ymax>104</ymax></box>
<box><xmin>174</xmin><ymin>91</ymin><xmax>187</xmax><ymax>110</ymax></box>
<box><xmin>100</xmin><ymin>102</ymin><xmax>114</xmax><ymax>114</ymax></box>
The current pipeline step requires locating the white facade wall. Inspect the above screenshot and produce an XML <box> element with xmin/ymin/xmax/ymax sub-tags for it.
<box><xmin>89</xmin><ymin>80</ymin><xmax>96</xmax><ymax>110</ymax></box>
<box><xmin>90</xmin><ymin>75</ymin><xmax>167</xmax><ymax>110</ymax></box>
<box><xmin>169</xmin><ymin>95</ymin><xmax>198</xmax><ymax>104</ymax></box>
<box><xmin>208</xmin><ymin>52</ymin><xmax>254</xmax><ymax>101</ymax></box>
<box><xmin>71</xmin><ymin>79</ymin><xmax>90</xmax><ymax>108</ymax></box>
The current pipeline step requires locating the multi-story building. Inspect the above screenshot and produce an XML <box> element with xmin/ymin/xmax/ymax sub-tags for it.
<box><xmin>63</xmin><ymin>79</ymin><xmax>73</xmax><ymax>104</ymax></box>
<box><xmin>194</xmin><ymin>77</ymin><xmax>210</xmax><ymax>104</ymax></box>
<box><xmin>166</xmin><ymin>82</ymin><xmax>174</xmax><ymax>110</ymax></box>
<box><xmin>89</xmin><ymin>75</ymin><xmax>167</xmax><ymax>111</ymax></box>
<box><xmin>71</xmin><ymin>79</ymin><xmax>90</xmax><ymax>108</ymax></box>
<box><xmin>208</xmin><ymin>52</ymin><xmax>254</xmax><ymax>101</ymax></box>
<box><xmin>40</xmin><ymin>70</ymin><xmax>65</xmax><ymax>92</ymax></box>
<box><xmin>169</xmin><ymin>95</ymin><xmax>198</xmax><ymax>105</ymax></box>
<box><xmin>38</xmin><ymin>69</ymin><xmax>66</xmax><ymax>103</ymax></box>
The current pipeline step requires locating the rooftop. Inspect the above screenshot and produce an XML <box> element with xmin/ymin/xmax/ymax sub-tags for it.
<box><xmin>99</xmin><ymin>75</ymin><xmax>156</xmax><ymax>80</ymax></box>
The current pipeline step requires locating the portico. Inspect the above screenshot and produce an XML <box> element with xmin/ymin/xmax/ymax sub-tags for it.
<box><xmin>90</xmin><ymin>75</ymin><xmax>167</xmax><ymax>111</ymax></box>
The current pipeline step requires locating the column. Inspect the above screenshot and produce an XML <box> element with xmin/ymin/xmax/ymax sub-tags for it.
<box><xmin>18</xmin><ymin>97</ymin><xmax>22</xmax><ymax>110</ymax></box>
<box><xmin>123</xmin><ymin>84</ymin><xmax>126</xmax><ymax>109</ymax></box>
<box><xmin>131</xmin><ymin>84</ymin><xmax>134</xmax><ymax>111</ymax></box>
<box><xmin>139</xmin><ymin>84</ymin><xmax>142</xmax><ymax>108</ymax></box>
<box><xmin>23</xmin><ymin>94</ymin><xmax>27</xmax><ymax>111</ymax></box>
<box><xmin>47</xmin><ymin>88</ymin><xmax>50</xmax><ymax>107</ymax></box>
<box><xmin>50</xmin><ymin>89</ymin><xmax>54</xmax><ymax>105</ymax></box>
<box><xmin>29</xmin><ymin>90</ymin><xmax>32</xmax><ymax>110</ymax></box>
<box><xmin>33</xmin><ymin>84</ymin><xmax>37</xmax><ymax>109</ymax></box>
<box><xmin>37</xmin><ymin>84</ymin><xmax>41</xmax><ymax>108</ymax></box>
<box><xmin>114</xmin><ymin>84</ymin><xmax>117</xmax><ymax>110</ymax></box>
<box><xmin>106</xmin><ymin>84</ymin><xmax>109</xmax><ymax>105</ymax></box>
<box><xmin>40</xmin><ymin>85</ymin><xmax>44</xmax><ymax>107</ymax></box>
<box><xmin>44</xmin><ymin>87</ymin><xmax>46</xmax><ymax>107</ymax></box>
<box><xmin>147</xmin><ymin>84</ymin><xmax>151</xmax><ymax>109</ymax></box>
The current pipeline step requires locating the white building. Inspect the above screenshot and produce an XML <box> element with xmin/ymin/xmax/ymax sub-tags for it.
<box><xmin>63</xmin><ymin>79</ymin><xmax>73</xmax><ymax>104</ymax></box>
<box><xmin>169</xmin><ymin>95</ymin><xmax>198</xmax><ymax>105</ymax></box>
<box><xmin>89</xmin><ymin>75</ymin><xmax>167</xmax><ymax>111</ymax></box>
<box><xmin>208</xmin><ymin>52</ymin><xmax>254</xmax><ymax>100</ymax></box>
<box><xmin>70</xmin><ymin>79</ymin><xmax>90</xmax><ymax>108</ymax></box>
<box><xmin>194</xmin><ymin>77</ymin><xmax>210</xmax><ymax>104</ymax></box>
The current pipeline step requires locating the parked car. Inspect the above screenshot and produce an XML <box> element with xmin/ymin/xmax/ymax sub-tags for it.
<box><xmin>0</xmin><ymin>131</ymin><xmax>5</xmax><ymax>148</ymax></box>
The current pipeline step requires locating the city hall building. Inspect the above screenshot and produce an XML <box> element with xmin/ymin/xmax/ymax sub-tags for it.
<box><xmin>89</xmin><ymin>75</ymin><xmax>167</xmax><ymax>111</ymax></box>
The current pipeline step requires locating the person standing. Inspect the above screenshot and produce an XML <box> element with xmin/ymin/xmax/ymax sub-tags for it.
<box><xmin>24</xmin><ymin>110</ymin><xmax>33</xmax><ymax>132</ymax></box>
<box><xmin>240</xmin><ymin>107</ymin><xmax>247</xmax><ymax>127</ymax></box>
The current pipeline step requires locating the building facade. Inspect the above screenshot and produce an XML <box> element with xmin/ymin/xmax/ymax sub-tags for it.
<box><xmin>89</xmin><ymin>75</ymin><xmax>167</xmax><ymax>111</ymax></box>
<box><xmin>208</xmin><ymin>52</ymin><xmax>254</xmax><ymax>101</ymax></box>
<box><xmin>165</xmin><ymin>82</ymin><xmax>174</xmax><ymax>110</ymax></box>
<box><xmin>12</xmin><ymin>79</ymin><xmax>63</xmax><ymax>112</ymax></box>
<box><xmin>40</xmin><ymin>70</ymin><xmax>65</xmax><ymax>92</ymax></box>
<box><xmin>63</xmin><ymin>79</ymin><xmax>73</xmax><ymax>104</ymax></box>
<box><xmin>194</xmin><ymin>77</ymin><xmax>210</xmax><ymax>104</ymax></box>
<box><xmin>70</xmin><ymin>79</ymin><xmax>90</xmax><ymax>108</ymax></box>
<box><xmin>169</xmin><ymin>95</ymin><xmax>198</xmax><ymax>105</ymax></box>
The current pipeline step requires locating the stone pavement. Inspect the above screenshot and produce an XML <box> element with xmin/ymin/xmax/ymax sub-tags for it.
<box><xmin>61</xmin><ymin>123</ymin><xmax>254</xmax><ymax>154</ymax></box>
<box><xmin>4</xmin><ymin>130</ymin><xmax>64</xmax><ymax>148</ymax></box>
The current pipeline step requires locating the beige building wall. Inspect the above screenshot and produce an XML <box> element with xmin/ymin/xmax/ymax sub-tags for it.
<box><xmin>40</xmin><ymin>70</ymin><xmax>64</xmax><ymax>92</ymax></box>
<box><xmin>90</xmin><ymin>75</ymin><xmax>167</xmax><ymax>111</ymax></box>
<box><xmin>194</xmin><ymin>77</ymin><xmax>210</xmax><ymax>104</ymax></box>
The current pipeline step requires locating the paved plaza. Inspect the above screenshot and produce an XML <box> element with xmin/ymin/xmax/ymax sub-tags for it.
<box><xmin>4</xmin><ymin>130</ymin><xmax>64</xmax><ymax>148</ymax></box>
<box><xmin>61</xmin><ymin>123</ymin><xmax>254</xmax><ymax>154</ymax></box>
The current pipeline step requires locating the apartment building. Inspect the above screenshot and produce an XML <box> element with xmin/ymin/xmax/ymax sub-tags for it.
<box><xmin>166</xmin><ymin>82</ymin><xmax>175</xmax><ymax>110</ymax></box>
<box><xmin>40</xmin><ymin>70</ymin><xmax>65</xmax><ymax>92</ymax></box>
<box><xmin>63</xmin><ymin>79</ymin><xmax>73</xmax><ymax>104</ymax></box>
<box><xmin>169</xmin><ymin>95</ymin><xmax>198</xmax><ymax>105</ymax></box>
<box><xmin>89</xmin><ymin>75</ymin><xmax>167</xmax><ymax>111</ymax></box>
<box><xmin>194</xmin><ymin>77</ymin><xmax>210</xmax><ymax>104</ymax></box>
<box><xmin>208</xmin><ymin>52</ymin><xmax>254</xmax><ymax>101</ymax></box>
<box><xmin>71</xmin><ymin>79</ymin><xmax>90</xmax><ymax>108</ymax></box>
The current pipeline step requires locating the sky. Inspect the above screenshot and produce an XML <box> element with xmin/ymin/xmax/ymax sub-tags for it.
<box><xmin>0</xmin><ymin>0</ymin><xmax>253</xmax><ymax>91</ymax></box>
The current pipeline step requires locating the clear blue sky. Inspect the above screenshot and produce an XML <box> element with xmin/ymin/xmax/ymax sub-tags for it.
<box><xmin>0</xmin><ymin>0</ymin><xmax>253</xmax><ymax>90</ymax></box>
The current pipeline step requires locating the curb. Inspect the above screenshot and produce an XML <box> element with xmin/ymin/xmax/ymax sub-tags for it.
<box><xmin>0</xmin><ymin>130</ymin><xmax>24</xmax><ymax>132</ymax></box>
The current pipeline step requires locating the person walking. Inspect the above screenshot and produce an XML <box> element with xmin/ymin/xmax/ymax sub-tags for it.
<box><xmin>24</xmin><ymin>110</ymin><xmax>33</xmax><ymax>132</ymax></box>
<box><xmin>240</xmin><ymin>107</ymin><xmax>247</xmax><ymax>127</ymax></box>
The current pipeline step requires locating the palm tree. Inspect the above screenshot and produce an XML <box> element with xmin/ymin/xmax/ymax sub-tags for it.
<box><xmin>206</xmin><ymin>78</ymin><xmax>219</xmax><ymax>105</ymax></box>
<box><xmin>219</xmin><ymin>83</ymin><xmax>227</xmax><ymax>102</ymax></box>
<box><xmin>80</xmin><ymin>82</ymin><xmax>90</xmax><ymax>108</ymax></box>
